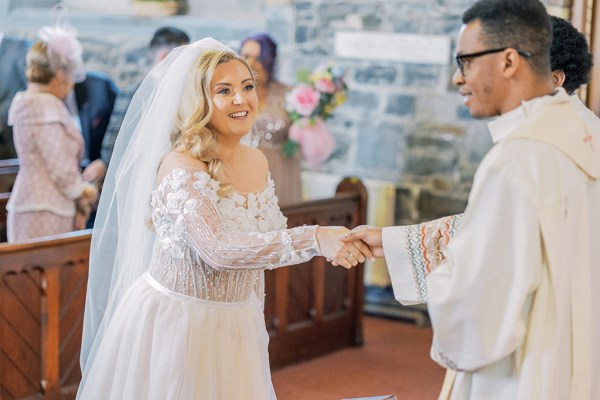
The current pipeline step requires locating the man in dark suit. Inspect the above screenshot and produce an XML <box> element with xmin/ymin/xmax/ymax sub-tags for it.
<box><xmin>0</xmin><ymin>33</ymin><xmax>30</xmax><ymax>159</ymax></box>
<box><xmin>70</xmin><ymin>70</ymin><xmax>119</xmax><ymax>180</ymax></box>
<box><xmin>65</xmin><ymin>70</ymin><xmax>119</xmax><ymax>228</ymax></box>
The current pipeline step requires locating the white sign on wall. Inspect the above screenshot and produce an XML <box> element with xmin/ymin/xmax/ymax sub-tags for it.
<box><xmin>334</xmin><ymin>31</ymin><xmax>451</xmax><ymax>65</ymax></box>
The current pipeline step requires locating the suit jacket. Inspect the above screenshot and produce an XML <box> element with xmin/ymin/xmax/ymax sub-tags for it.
<box><xmin>0</xmin><ymin>34</ymin><xmax>30</xmax><ymax>159</ymax></box>
<box><xmin>74</xmin><ymin>71</ymin><xmax>119</xmax><ymax>167</ymax></box>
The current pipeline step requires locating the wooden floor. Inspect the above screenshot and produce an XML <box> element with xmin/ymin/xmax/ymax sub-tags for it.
<box><xmin>272</xmin><ymin>316</ymin><xmax>446</xmax><ymax>400</ymax></box>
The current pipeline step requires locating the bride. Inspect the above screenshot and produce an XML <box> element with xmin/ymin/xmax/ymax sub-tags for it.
<box><xmin>76</xmin><ymin>37</ymin><xmax>371</xmax><ymax>399</ymax></box>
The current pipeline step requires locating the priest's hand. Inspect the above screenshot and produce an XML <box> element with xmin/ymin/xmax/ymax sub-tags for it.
<box><xmin>342</xmin><ymin>225</ymin><xmax>385</xmax><ymax>258</ymax></box>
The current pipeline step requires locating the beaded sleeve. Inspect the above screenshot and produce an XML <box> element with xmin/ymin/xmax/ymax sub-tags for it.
<box><xmin>152</xmin><ymin>168</ymin><xmax>320</xmax><ymax>271</ymax></box>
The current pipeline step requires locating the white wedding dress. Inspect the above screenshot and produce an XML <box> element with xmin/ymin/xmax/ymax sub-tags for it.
<box><xmin>77</xmin><ymin>167</ymin><xmax>319</xmax><ymax>400</ymax></box>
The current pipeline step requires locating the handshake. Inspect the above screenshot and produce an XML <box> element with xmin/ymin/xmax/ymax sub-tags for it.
<box><xmin>316</xmin><ymin>225</ymin><xmax>384</xmax><ymax>269</ymax></box>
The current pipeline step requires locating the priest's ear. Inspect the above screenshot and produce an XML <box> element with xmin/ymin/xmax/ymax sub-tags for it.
<box><xmin>552</xmin><ymin>70</ymin><xmax>566</xmax><ymax>89</ymax></box>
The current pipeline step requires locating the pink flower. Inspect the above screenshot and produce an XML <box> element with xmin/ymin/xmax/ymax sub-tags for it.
<box><xmin>314</xmin><ymin>77</ymin><xmax>337</xmax><ymax>94</ymax></box>
<box><xmin>286</xmin><ymin>84</ymin><xmax>320</xmax><ymax>117</ymax></box>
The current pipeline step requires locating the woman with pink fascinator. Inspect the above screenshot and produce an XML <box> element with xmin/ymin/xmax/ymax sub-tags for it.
<box><xmin>6</xmin><ymin>24</ymin><xmax>97</xmax><ymax>241</ymax></box>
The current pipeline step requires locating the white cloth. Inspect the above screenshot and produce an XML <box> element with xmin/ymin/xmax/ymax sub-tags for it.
<box><xmin>78</xmin><ymin>272</ymin><xmax>274</xmax><ymax>400</ymax></box>
<box><xmin>570</xmin><ymin>95</ymin><xmax>600</xmax><ymax>141</ymax></box>
<box><xmin>384</xmin><ymin>88</ymin><xmax>600</xmax><ymax>399</ymax></box>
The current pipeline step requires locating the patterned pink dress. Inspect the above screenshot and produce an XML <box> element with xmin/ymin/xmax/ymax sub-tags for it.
<box><xmin>6</xmin><ymin>91</ymin><xmax>86</xmax><ymax>242</ymax></box>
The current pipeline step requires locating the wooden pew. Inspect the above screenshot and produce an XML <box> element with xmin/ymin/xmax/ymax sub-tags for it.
<box><xmin>266</xmin><ymin>177</ymin><xmax>368</xmax><ymax>369</ymax></box>
<box><xmin>0</xmin><ymin>158</ymin><xmax>18</xmax><ymax>193</ymax></box>
<box><xmin>0</xmin><ymin>158</ymin><xmax>17</xmax><ymax>242</ymax></box>
<box><xmin>0</xmin><ymin>178</ymin><xmax>367</xmax><ymax>399</ymax></box>
<box><xmin>0</xmin><ymin>192</ymin><xmax>8</xmax><ymax>242</ymax></box>
<box><xmin>0</xmin><ymin>230</ymin><xmax>91</xmax><ymax>400</ymax></box>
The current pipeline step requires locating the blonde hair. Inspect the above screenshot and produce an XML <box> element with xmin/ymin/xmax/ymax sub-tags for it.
<box><xmin>170</xmin><ymin>49</ymin><xmax>254</xmax><ymax>197</ymax></box>
<box><xmin>25</xmin><ymin>41</ymin><xmax>55</xmax><ymax>84</ymax></box>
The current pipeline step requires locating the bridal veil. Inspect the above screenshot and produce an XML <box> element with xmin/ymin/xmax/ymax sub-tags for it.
<box><xmin>79</xmin><ymin>38</ymin><xmax>232</xmax><ymax>377</ymax></box>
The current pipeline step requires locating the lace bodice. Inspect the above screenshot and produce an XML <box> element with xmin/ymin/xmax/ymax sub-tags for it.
<box><xmin>147</xmin><ymin>168</ymin><xmax>319</xmax><ymax>303</ymax></box>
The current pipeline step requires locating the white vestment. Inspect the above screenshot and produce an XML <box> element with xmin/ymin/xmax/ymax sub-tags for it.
<box><xmin>383</xmin><ymin>89</ymin><xmax>600</xmax><ymax>399</ymax></box>
<box><xmin>571</xmin><ymin>94</ymin><xmax>600</xmax><ymax>138</ymax></box>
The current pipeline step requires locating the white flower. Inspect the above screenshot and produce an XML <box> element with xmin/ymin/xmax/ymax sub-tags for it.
<box><xmin>166</xmin><ymin>190</ymin><xmax>188</xmax><ymax>212</ymax></box>
<box><xmin>183</xmin><ymin>198</ymin><xmax>199</xmax><ymax>214</ymax></box>
<box><xmin>169</xmin><ymin>168</ymin><xmax>191</xmax><ymax>190</ymax></box>
<box><xmin>258</xmin><ymin>219</ymin><xmax>269</xmax><ymax>232</ymax></box>
<box><xmin>192</xmin><ymin>171</ymin><xmax>211</xmax><ymax>187</ymax></box>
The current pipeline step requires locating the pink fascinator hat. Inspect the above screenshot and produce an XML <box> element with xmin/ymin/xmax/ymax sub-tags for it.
<box><xmin>38</xmin><ymin>5</ymin><xmax>86</xmax><ymax>83</ymax></box>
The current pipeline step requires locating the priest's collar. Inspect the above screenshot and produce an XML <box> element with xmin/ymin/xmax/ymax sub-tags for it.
<box><xmin>487</xmin><ymin>88</ymin><xmax>569</xmax><ymax>144</ymax></box>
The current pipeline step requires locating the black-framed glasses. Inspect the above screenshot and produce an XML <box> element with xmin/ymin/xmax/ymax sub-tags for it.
<box><xmin>455</xmin><ymin>47</ymin><xmax>532</xmax><ymax>76</ymax></box>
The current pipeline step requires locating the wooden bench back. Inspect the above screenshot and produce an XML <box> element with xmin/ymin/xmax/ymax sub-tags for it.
<box><xmin>0</xmin><ymin>158</ymin><xmax>18</xmax><ymax>193</ymax></box>
<box><xmin>0</xmin><ymin>158</ymin><xmax>17</xmax><ymax>242</ymax></box>
<box><xmin>0</xmin><ymin>192</ymin><xmax>8</xmax><ymax>242</ymax></box>
<box><xmin>0</xmin><ymin>177</ymin><xmax>367</xmax><ymax>399</ymax></box>
<box><xmin>266</xmin><ymin>177</ymin><xmax>367</xmax><ymax>369</ymax></box>
<box><xmin>0</xmin><ymin>230</ymin><xmax>91</xmax><ymax>400</ymax></box>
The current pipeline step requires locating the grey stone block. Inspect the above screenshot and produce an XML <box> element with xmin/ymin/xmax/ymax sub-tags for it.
<box><xmin>423</xmin><ymin>15</ymin><xmax>463</xmax><ymax>35</ymax></box>
<box><xmin>418</xmin><ymin>188</ymin><xmax>468</xmax><ymax>220</ymax></box>
<box><xmin>356</xmin><ymin>122</ymin><xmax>405</xmax><ymax>170</ymax></box>
<box><xmin>362</xmin><ymin>13</ymin><xmax>383</xmax><ymax>30</ymax></box>
<box><xmin>394</xmin><ymin>184</ymin><xmax>422</xmax><ymax>224</ymax></box>
<box><xmin>295</xmin><ymin>1</ymin><xmax>313</xmax><ymax>11</ymax></box>
<box><xmin>385</xmin><ymin>95</ymin><xmax>416</xmax><ymax>116</ymax></box>
<box><xmin>343</xmin><ymin>91</ymin><xmax>378</xmax><ymax>110</ymax></box>
<box><xmin>406</xmin><ymin>135</ymin><xmax>457</xmax><ymax>151</ymax></box>
<box><xmin>403</xmin><ymin>149</ymin><xmax>458</xmax><ymax>176</ymax></box>
<box><xmin>404</xmin><ymin>64</ymin><xmax>442</xmax><ymax>89</ymax></box>
<box><xmin>354</xmin><ymin>65</ymin><xmax>398</xmax><ymax>85</ymax></box>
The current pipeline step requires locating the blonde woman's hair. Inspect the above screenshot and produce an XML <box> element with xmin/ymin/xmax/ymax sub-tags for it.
<box><xmin>170</xmin><ymin>49</ymin><xmax>254</xmax><ymax>197</ymax></box>
<box><xmin>26</xmin><ymin>41</ymin><xmax>56</xmax><ymax>84</ymax></box>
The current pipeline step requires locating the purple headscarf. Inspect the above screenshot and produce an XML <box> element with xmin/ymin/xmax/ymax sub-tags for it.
<box><xmin>240</xmin><ymin>32</ymin><xmax>277</xmax><ymax>81</ymax></box>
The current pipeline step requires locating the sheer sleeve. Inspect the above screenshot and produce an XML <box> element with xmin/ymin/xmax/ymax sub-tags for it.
<box><xmin>153</xmin><ymin>169</ymin><xmax>320</xmax><ymax>271</ymax></box>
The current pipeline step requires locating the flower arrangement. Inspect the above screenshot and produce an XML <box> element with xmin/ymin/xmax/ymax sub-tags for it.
<box><xmin>284</xmin><ymin>63</ymin><xmax>347</xmax><ymax>167</ymax></box>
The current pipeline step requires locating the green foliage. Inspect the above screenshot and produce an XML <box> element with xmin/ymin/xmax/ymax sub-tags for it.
<box><xmin>282</xmin><ymin>139</ymin><xmax>300</xmax><ymax>158</ymax></box>
<box><xmin>295</xmin><ymin>68</ymin><xmax>311</xmax><ymax>84</ymax></box>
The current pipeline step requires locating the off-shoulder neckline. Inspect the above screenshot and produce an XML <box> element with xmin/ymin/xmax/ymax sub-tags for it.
<box><xmin>160</xmin><ymin>167</ymin><xmax>272</xmax><ymax>196</ymax></box>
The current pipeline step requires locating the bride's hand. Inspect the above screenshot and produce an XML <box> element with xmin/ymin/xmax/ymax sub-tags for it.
<box><xmin>316</xmin><ymin>226</ymin><xmax>374</xmax><ymax>268</ymax></box>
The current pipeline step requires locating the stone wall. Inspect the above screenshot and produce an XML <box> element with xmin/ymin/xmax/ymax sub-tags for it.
<box><xmin>288</xmin><ymin>0</ymin><xmax>491</xmax><ymax>224</ymax></box>
<box><xmin>0</xmin><ymin>0</ymin><xmax>558</xmax><ymax>225</ymax></box>
<box><xmin>0</xmin><ymin>1</ymin><xmax>279</xmax><ymax>88</ymax></box>
<box><xmin>290</xmin><ymin>0</ymin><xmax>558</xmax><ymax>224</ymax></box>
